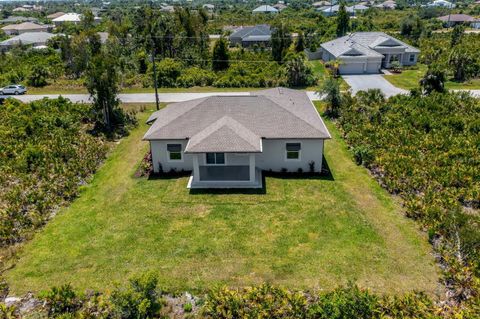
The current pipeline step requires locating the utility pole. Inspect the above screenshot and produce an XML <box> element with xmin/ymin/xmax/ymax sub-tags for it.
<box><xmin>151</xmin><ymin>42</ymin><xmax>160</xmax><ymax>111</ymax></box>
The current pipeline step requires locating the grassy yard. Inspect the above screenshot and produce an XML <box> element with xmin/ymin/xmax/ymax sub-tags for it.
<box><xmin>383</xmin><ymin>64</ymin><xmax>480</xmax><ymax>90</ymax></box>
<box><xmin>6</xmin><ymin>105</ymin><xmax>439</xmax><ymax>296</ymax></box>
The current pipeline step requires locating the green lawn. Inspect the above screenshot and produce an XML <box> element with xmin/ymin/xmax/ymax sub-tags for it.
<box><xmin>6</xmin><ymin>106</ymin><xmax>439</xmax><ymax>295</ymax></box>
<box><xmin>383</xmin><ymin>64</ymin><xmax>480</xmax><ymax>90</ymax></box>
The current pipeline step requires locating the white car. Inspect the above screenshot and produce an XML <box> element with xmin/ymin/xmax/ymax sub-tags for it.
<box><xmin>0</xmin><ymin>85</ymin><xmax>27</xmax><ymax>95</ymax></box>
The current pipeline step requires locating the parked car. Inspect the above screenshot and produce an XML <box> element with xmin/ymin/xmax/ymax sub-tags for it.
<box><xmin>0</xmin><ymin>85</ymin><xmax>27</xmax><ymax>95</ymax></box>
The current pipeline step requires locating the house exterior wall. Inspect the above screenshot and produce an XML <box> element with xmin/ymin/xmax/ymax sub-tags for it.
<box><xmin>150</xmin><ymin>139</ymin><xmax>325</xmax><ymax>173</ymax></box>
<box><xmin>402</xmin><ymin>52</ymin><xmax>418</xmax><ymax>66</ymax></box>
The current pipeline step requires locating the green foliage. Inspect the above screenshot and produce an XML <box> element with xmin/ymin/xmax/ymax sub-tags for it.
<box><xmin>317</xmin><ymin>76</ymin><xmax>342</xmax><ymax>117</ymax></box>
<box><xmin>420</xmin><ymin>67</ymin><xmax>445</xmax><ymax>95</ymax></box>
<box><xmin>337</xmin><ymin>91</ymin><xmax>480</xmax><ymax>301</ymax></box>
<box><xmin>110</xmin><ymin>272</ymin><xmax>165</xmax><ymax>319</ymax></box>
<box><xmin>450</xmin><ymin>24</ymin><xmax>464</xmax><ymax>47</ymax></box>
<box><xmin>336</xmin><ymin>3</ymin><xmax>350</xmax><ymax>37</ymax></box>
<box><xmin>40</xmin><ymin>284</ymin><xmax>82</xmax><ymax>317</ymax></box>
<box><xmin>294</xmin><ymin>31</ymin><xmax>305</xmax><ymax>53</ymax></box>
<box><xmin>28</xmin><ymin>65</ymin><xmax>50</xmax><ymax>87</ymax></box>
<box><xmin>400</xmin><ymin>15</ymin><xmax>424</xmax><ymax>42</ymax></box>
<box><xmin>155</xmin><ymin>58</ymin><xmax>183</xmax><ymax>87</ymax></box>
<box><xmin>448</xmin><ymin>47</ymin><xmax>476</xmax><ymax>82</ymax></box>
<box><xmin>284</xmin><ymin>53</ymin><xmax>316</xmax><ymax>87</ymax></box>
<box><xmin>0</xmin><ymin>98</ymin><xmax>108</xmax><ymax>246</ymax></box>
<box><xmin>212</xmin><ymin>37</ymin><xmax>229</xmax><ymax>71</ymax></box>
<box><xmin>271</xmin><ymin>22</ymin><xmax>292</xmax><ymax>63</ymax></box>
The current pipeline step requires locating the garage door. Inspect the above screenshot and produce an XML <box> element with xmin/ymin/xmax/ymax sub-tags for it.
<box><xmin>339</xmin><ymin>63</ymin><xmax>365</xmax><ymax>74</ymax></box>
<box><xmin>366</xmin><ymin>62</ymin><xmax>381</xmax><ymax>74</ymax></box>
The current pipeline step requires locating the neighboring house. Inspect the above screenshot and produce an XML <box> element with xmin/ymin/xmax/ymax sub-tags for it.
<box><xmin>202</xmin><ymin>4</ymin><xmax>215</xmax><ymax>11</ymax></box>
<box><xmin>374</xmin><ymin>0</ymin><xmax>396</xmax><ymax>9</ymax></box>
<box><xmin>319</xmin><ymin>32</ymin><xmax>420</xmax><ymax>74</ymax></box>
<box><xmin>252</xmin><ymin>5</ymin><xmax>279</xmax><ymax>14</ymax></box>
<box><xmin>160</xmin><ymin>5</ymin><xmax>175</xmax><ymax>13</ymax></box>
<box><xmin>427</xmin><ymin>0</ymin><xmax>455</xmax><ymax>8</ymax></box>
<box><xmin>52</xmin><ymin>13</ymin><xmax>102</xmax><ymax>26</ymax></box>
<box><xmin>0</xmin><ymin>32</ymin><xmax>57</xmax><ymax>51</ymax></box>
<box><xmin>97</xmin><ymin>31</ymin><xmax>109</xmax><ymax>44</ymax></box>
<box><xmin>273</xmin><ymin>3</ymin><xmax>287</xmax><ymax>11</ymax></box>
<box><xmin>47</xmin><ymin>12</ymin><xmax>66</xmax><ymax>20</ymax></box>
<box><xmin>1</xmin><ymin>22</ymin><xmax>51</xmax><ymax>36</ymax></box>
<box><xmin>52</xmin><ymin>13</ymin><xmax>81</xmax><ymax>25</ymax></box>
<box><xmin>313</xmin><ymin>1</ymin><xmax>332</xmax><ymax>8</ymax></box>
<box><xmin>229</xmin><ymin>24</ymin><xmax>271</xmax><ymax>48</ymax></box>
<box><xmin>0</xmin><ymin>16</ymin><xmax>38</xmax><ymax>24</ymax></box>
<box><xmin>143</xmin><ymin>88</ymin><xmax>331</xmax><ymax>189</ymax></box>
<box><xmin>437</xmin><ymin>14</ymin><xmax>477</xmax><ymax>27</ymax></box>
<box><xmin>320</xmin><ymin>4</ymin><xmax>369</xmax><ymax>16</ymax></box>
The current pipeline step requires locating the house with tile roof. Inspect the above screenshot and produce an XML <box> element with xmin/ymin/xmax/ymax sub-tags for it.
<box><xmin>143</xmin><ymin>88</ymin><xmax>331</xmax><ymax>189</ymax></box>
<box><xmin>319</xmin><ymin>32</ymin><xmax>420</xmax><ymax>74</ymax></box>
<box><xmin>252</xmin><ymin>5</ymin><xmax>279</xmax><ymax>13</ymax></box>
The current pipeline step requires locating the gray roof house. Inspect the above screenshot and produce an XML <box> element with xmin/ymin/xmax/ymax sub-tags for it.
<box><xmin>143</xmin><ymin>88</ymin><xmax>331</xmax><ymax>189</ymax></box>
<box><xmin>319</xmin><ymin>4</ymin><xmax>369</xmax><ymax>16</ymax></box>
<box><xmin>1</xmin><ymin>22</ymin><xmax>51</xmax><ymax>36</ymax></box>
<box><xmin>252</xmin><ymin>5</ymin><xmax>279</xmax><ymax>13</ymax></box>
<box><xmin>0</xmin><ymin>16</ymin><xmax>38</xmax><ymax>24</ymax></box>
<box><xmin>0</xmin><ymin>32</ymin><xmax>57</xmax><ymax>51</ymax></box>
<box><xmin>229</xmin><ymin>24</ymin><xmax>271</xmax><ymax>48</ymax></box>
<box><xmin>319</xmin><ymin>32</ymin><xmax>420</xmax><ymax>74</ymax></box>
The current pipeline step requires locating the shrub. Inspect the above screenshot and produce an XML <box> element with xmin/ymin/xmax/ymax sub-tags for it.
<box><xmin>155</xmin><ymin>58</ymin><xmax>183</xmax><ymax>87</ymax></box>
<box><xmin>110</xmin><ymin>272</ymin><xmax>164</xmax><ymax>319</ymax></box>
<box><xmin>40</xmin><ymin>284</ymin><xmax>82</xmax><ymax>316</ymax></box>
<box><xmin>177</xmin><ymin>67</ymin><xmax>215</xmax><ymax>87</ymax></box>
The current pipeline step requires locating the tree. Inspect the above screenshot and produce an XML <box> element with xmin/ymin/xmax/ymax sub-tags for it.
<box><xmin>449</xmin><ymin>47</ymin><xmax>474</xmax><ymax>82</ymax></box>
<box><xmin>295</xmin><ymin>31</ymin><xmax>305</xmax><ymax>53</ymax></box>
<box><xmin>336</xmin><ymin>3</ymin><xmax>350</xmax><ymax>37</ymax></box>
<box><xmin>212</xmin><ymin>37</ymin><xmax>229</xmax><ymax>71</ymax></box>
<box><xmin>420</xmin><ymin>67</ymin><xmax>445</xmax><ymax>95</ymax></box>
<box><xmin>400</xmin><ymin>15</ymin><xmax>424</xmax><ymax>41</ymax></box>
<box><xmin>86</xmin><ymin>52</ymin><xmax>121</xmax><ymax>133</ymax></box>
<box><xmin>271</xmin><ymin>23</ymin><xmax>292</xmax><ymax>63</ymax></box>
<box><xmin>285</xmin><ymin>54</ymin><xmax>315</xmax><ymax>87</ymax></box>
<box><xmin>317</xmin><ymin>76</ymin><xmax>342</xmax><ymax>117</ymax></box>
<box><xmin>28</xmin><ymin>65</ymin><xmax>49</xmax><ymax>87</ymax></box>
<box><xmin>450</xmin><ymin>24</ymin><xmax>465</xmax><ymax>47</ymax></box>
<box><xmin>390</xmin><ymin>60</ymin><xmax>402</xmax><ymax>73</ymax></box>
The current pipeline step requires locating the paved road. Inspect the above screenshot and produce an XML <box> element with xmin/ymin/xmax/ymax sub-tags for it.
<box><xmin>15</xmin><ymin>91</ymin><xmax>323</xmax><ymax>103</ymax></box>
<box><xmin>342</xmin><ymin>74</ymin><xmax>408</xmax><ymax>97</ymax></box>
<box><xmin>11</xmin><ymin>86</ymin><xmax>479</xmax><ymax>104</ymax></box>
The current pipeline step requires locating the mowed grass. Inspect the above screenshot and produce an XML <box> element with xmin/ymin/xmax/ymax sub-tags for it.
<box><xmin>6</xmin><ymin>105</ymin><xmax>439</xmax><ymax>296</ymax></box>
<box><xmin>384</xmin><ymin>64</ymin><xmax>480</xmax><ymax>90</ymax></box>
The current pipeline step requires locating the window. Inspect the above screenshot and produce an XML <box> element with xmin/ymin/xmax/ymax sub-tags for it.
<box><xmin>409</xmin><ymin>54</ymin><xmax>415</xmax><ymax>62</ymax></box>
<box><xmin>286</xmin><ymin>143</ymin><xmax>301</xmax><ymax>160</ymax></box>
<box><xmin>206</xmin><ymin>152</ymin><xmax>225</xmax><ymax>165</ymax></box>
<box><xmin>167</xmin><ymin>144</ymin><xmax>182</xmax><ymax>161</ymax></box>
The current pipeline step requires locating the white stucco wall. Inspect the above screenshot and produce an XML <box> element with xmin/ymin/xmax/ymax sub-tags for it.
<box><xmin>256</xmin><ymin>139</ymin><xmax>324</xmax><ymax>172</ymax></box>
<box><xmin>150</xmin><ymin>139</ymin><xmax>325</xmax><ymax>173</ymax></box>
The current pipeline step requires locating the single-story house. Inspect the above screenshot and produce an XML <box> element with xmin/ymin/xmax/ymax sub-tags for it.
<box><xmin>202</xmin><ymin>4</ymin><xmax>215</xmax><ymax>11</ymax></box>
<box><xmin>160</xmin><ymin>5</ymin><xmax>175</xmax><ymax>13</ymax></box>
<box><xmin>319</xmin><ymin>4</ymin><xmax>369</xmax><ymax>16</ymax></box>
<box><xmin>143</xmin><ymin>88</ymin><xmax>331</xmax><ymax>189</ymax></box>
<box><xmin>1</xmin><ymin>22</ymin><xmax>51</xmax><ymax>36</ymax></box>
<box><xmin>318</xmin><ymin>32</ymin><xmax>420</xmax><ymax>74</ymax></box>
<box><xmin>229</xmin><ymin>24</ymin><xmax>271</xmax><ymax>48</ymax></box>
<box><xmin>47</xmin><ymin>12</ymin><xmax>66</xmax><ymax>20</ymax></box>
<box><xmin>0</xmin><ymin>32</ymin><xmax>57</xmax><ymax>51</ymax></box>
<box><xmin>426</xmin><ymin>0</ymin><xmax>455</xmax><ymax>8</ymax></box>
<box><xmin>313</xmin><ymin>1</ymin><xmax>332</xmax><ymax>8</ymax></box>
<box><xmin>0</xmin><ymin>16</ymin><xmax>38</xmax><ymax>24</ymax></box>
<box><xmin>373</xmin><ymin>0</ymin><xmax>396</xmax><ymax>9</ymax></box>
<box><xmin>437</xmin><ymin>14</ymin><xmax>477</xmax><ymax>27</ymax></box>
<box><xmin>252</xmin><ymin>5</ymin><xmax>279</xmax><ymax>14</ymax></box>
<box><xmin>273</xmin><ymin>3</ymin><xmax>287</xmax><ymax>11</ymax></box>
<box><xmin>52</xmin><ymin>13</ymin><xmax>102</xmax><ymax>26</ymax></box>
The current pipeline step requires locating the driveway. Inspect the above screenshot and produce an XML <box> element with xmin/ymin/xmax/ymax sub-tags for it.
<box><xmin>342</xmin><ymin>74</ymin><xmax>408</xmax><ymax>97</ymax></box>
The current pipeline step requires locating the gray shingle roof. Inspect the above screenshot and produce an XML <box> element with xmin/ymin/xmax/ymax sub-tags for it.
<box><xmin>252</xmin><ymin>5</ymin><xmax>279</xmax><ymax>13</ymax></box>
<box><xmin>321</xmin><ymin>32</ymin><xmax>420</xmax><ymax>58</ymax></box>
<box><xmin>437</xmin><ymin>14</ymin><xmax>475</xmax><ymax>22</ymax></box>
<box><xmin>229</xmin><ymin>25</ymin><xmax>271</xmax><ymax>40</ymax></box>
<box><xmin>1</xmin><ymin>22</ymin><xmax>49</xmax><ymax>31</ymax></box>
<box><xmin>144</xmin><ymin>88</ymin><xmax>331</xmax><ymax>152</ymax></box>
<box><xmin>0</xmin><ymin>32</ymin><xmax>57</xmax><ymax>47</ymax></box>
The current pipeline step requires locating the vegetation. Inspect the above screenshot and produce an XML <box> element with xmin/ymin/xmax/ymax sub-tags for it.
<box><xmin>336</xmin><ymin>90</ymin><xmax>480</xmax><ymax>305</ymax></box>
<box><xmin>5</xmin><ymin>109</ymin><xmax>437</xmax><ymax>295</ymax></box>
<box><xmin>0</xmin><ymin>98</ymin><xmax>109</xmax><ymax>246</ymax></box>
<box><xmin>336</xmin><ymin>3</ymin><xmax>350</xmax><ymax>37</ymax></box>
